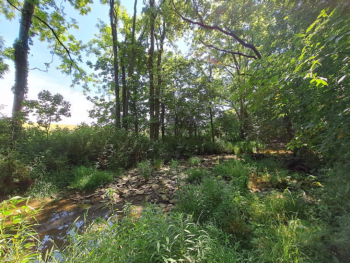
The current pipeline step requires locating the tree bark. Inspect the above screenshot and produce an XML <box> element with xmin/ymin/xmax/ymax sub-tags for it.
<box><xmin>12</xmin><ymin>0</ymin><xmax>35</xmax><ymax>116</ymax></box>
<box><xmin>149</xmin><ymin>0</ymin><xmax>155</xmax><ymax>140</ymax></box>
<box><xmin>121</xmin><ymin>55</ymin><xmax>127</xmax><ymax>129</ymax></box>
<box><xmin>126</xmin><ymin>0</ymin><xmax>138</xmax><ymax>132</ymax></box>
<box><xmin>109</xmin><ymin>0</ymin><xmax>120</xmax><ymax>128</ymax></box>
<box><xmin>209</xmin><ymin>105</ymin><xmax>214</xmax><ymax>143</ymax></box>
<box><xmin>161</xmin><ymin>102</ymin><xmax>165</xmax><ymax>139</ymax></box>
<box><xmin>155</xmin><ymin>21</ymin><xmax>166</xmax><ymax>141</ymax></box>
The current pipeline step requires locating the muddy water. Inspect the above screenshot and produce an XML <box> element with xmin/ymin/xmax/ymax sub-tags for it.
<box><xmin>30</xmin><ymin>197</ymin><xmax>123</xmax><ymax>253</ymax></box>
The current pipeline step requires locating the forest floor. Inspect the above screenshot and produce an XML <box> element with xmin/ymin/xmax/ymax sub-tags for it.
<box><xmin>32</xmin><ymin>152</ymin><xmax>315</xmax><ymax>254</ymax></box>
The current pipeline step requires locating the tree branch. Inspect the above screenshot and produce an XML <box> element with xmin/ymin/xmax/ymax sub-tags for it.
<box><xmin>7</xmin><ymin>0</ymin><xmax>82</xmax><ymax>74</ymax></box>
<box><xmin>199</xmin><ymin>39</ymin><xmax>257</xmax><ymax>60</ymax></box>
<box><xmin>171</xmin><ymin>0</ymin><xmax>261</xmax><ymax>59</ymax></box>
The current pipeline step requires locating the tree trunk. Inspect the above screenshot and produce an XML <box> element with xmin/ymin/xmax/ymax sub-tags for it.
<box><xmin>155</xmin><ymin>50</ymin><xmax>161</xmax><ymax>140</ymax></box>
<box><xmin>209</xmin><ymin>105</ymin><xmax>214</xmax><ymax>143</ymax></box>
<box><xmin>121</xmin><ymin>57</ymin><xmax>127</xmax><ymax>129</ymax></box>
<box><xmin>126</xmin><ymin>0</ymin><xmax>138</xmax><ymax>132</ymax></box>
<box><xmin>161</xmin><ymin>102</ymin><xmax>165</xmax><ymax>139</ymax></box>
<box><xmin>109</xmin><ymin>0</ymin><xmax>120</xmax><ymax>128</ymax></box>
<box><xmin>12</xmin><ymin>0</ymin><xmax>35</xmax><ymax>116</ymax></box>
<box><xmin>148</xmin><ymin>0</ymin><xmax>155</xmax><ymax>140</ymax></box>
<box><xmin>239</xmin><ymin>97</ymin><xmax>245</xmax><ymax>140</ymax></box>
<box><xmin>155</xmin><ymin>21</ymin><xmax>166</xmax><ymax>141</ymax></box>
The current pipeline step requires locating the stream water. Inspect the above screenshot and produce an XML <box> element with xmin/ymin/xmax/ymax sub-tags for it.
<box><xmin>27</xmin><ymin>197</ymin><xmax>121</xmax><ymax>254</ymax></box>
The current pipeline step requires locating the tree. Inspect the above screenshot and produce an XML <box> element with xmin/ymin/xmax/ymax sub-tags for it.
<box><xmin>2</xmin><ymin>0</ymin><xmax>91</xmax><ymax>122</ymax></box>
<box><xmin>26</xmin><ymin>90</ymin><xmax>71</xmax><ymax>138</ymax></box>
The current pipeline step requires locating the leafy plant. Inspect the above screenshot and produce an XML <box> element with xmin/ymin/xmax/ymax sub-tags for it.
<box><xmin>188</xmin><ymin>156</ymin><xmax>202</xmax><ymax>166</ymax></box>
<box><xmin>137</xmin><ymin>160</ymin><xmax>151</xmax><ymax>179</ymax></box>
<box><xmin>69</xmin><ymin>166</ymin><xmax>114</xmax><ymax>191</ymax></box>
<box><xmin>0</xmin><ymin>197</ymin><xmax>41</xmax><ymax>262</ymax></box>
<box><xmin>153</xmin><ymin>158</ymin><xmax>163</xmax><ymax>170</ymax></box>
<box><xmin>186</xmin><ymin>167</ymin><xmax>208</xmax><ymax>184</ymax></box>
<box><xmin>24</xmin><ymin>90</ymin><xmax>71</xmax><ymax>139</ymax></box>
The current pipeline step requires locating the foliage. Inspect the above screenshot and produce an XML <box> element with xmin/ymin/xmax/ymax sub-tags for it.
<box><xmin>55</xmin><ymin>205</ymin><xmax>224</xmax><ymax>263</ymax></box>
<box><xmin>24</xmin><ymin>90</ymin><xmax>71</xmax><ymax>138</ymax></box>
<box><xmin>188</xmin><ymin>156</ymin><xmax>202</xmax><ymax>166</ymax></box>
<box><xmin>0</xmin><ymin>197</ymin><xmax>41</xmax><ymax>262</ymax></box>
<box><xmin>186</xmin><ymin>167</ymin><xmax>208</xmax><ymax>184</ymax></box>
<box><xmin>137</xmin><ymin>160</ymin><xmax>151</xmax><ymax>179</ymax></box>
<box><xmin>69</xmin><ymin>166</ymin><xmax>115</xmax><ymax>191</ymax></box>
<box><xmin>153</xmin><ymin>158</ymin><xmax>163</xmax><ymax>170</ymax></box>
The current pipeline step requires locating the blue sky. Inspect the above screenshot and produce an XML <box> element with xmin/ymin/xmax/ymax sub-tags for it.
<box><xmin>0</xmin><ymin>0</ymin><xmax>147</xmax><ymax>124</ymax></box>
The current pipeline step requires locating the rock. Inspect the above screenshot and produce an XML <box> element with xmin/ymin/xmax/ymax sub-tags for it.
<box><xmin>169</xmin><ymin>199</ymin><xmax>177</xmax><ymax>204</ymax></box>
<box><xmin>136</xmin><ymin>190</ymin><xmax>145</xmax><ymax>195</ymax></box>
<box><xmin>145</xmin><ymin>196</ymin><xmax>151</xmax><ymax>202</ymax></box>
<box><xmin>161</xmin><ymin>195</ymin><xmax>169</xmax><ymax>201</ymax></box>
<box><xmin>159</xmin><ymin>203</ymin><xmax>167</xmax><ymax>208</ymax></box>
<box><xmin>124</xmin><ymin>193</ymin><xmax>130</xmax><ymax>198</ymax></box>
<box><xmin>152</xmin><ymin>184</ymin><xmax>160</xmax><ymax>190</ymax></box>
<box><xmin>162</xmin><ymin>179</ymin><xmax>172</xmax><ymax>185</ymax></box>
<box><xmin>112</xmin><ymin>193</ymin><xmax>120</xmax><ymax>199</ymax></box>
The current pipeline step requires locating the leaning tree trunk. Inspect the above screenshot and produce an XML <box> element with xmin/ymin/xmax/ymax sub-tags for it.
<box><xmin>12</xmin><ymin>0</ymin><xmax>35</xmax><ymax>116</ymax></box>
<box><xmin>109</xmin><ymin>0</ymin><xmax>120</xmax><ymax>128</ymax></box>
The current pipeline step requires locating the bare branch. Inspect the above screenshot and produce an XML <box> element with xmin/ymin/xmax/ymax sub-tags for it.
<box><xmin>199</xmin><ymin>39</ymin><xmax>257</xmax><ymax>59</ymax></box>
<box><xmin>171</xmin><ymin>0</ymin><xmax>261</xmax><ymax>59</ymax></box>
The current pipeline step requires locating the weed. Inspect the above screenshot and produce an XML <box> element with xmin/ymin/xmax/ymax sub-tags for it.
<box><xmin>188</xmin><ymin>156</ymin><xmax>202</xmax><ymax>166</ymax></box>
<box><xmin>69</xmin><ymin>166</ymin><xmax>114</xmax><ymax>191</ymax></box>
<box><xmin>186</xmin><ymin>168</ymin><xmax>208</xmax><ymax>184</ymax></box>
<box><xmin>0</xmin><ymin>197</ymin><xmax>41</xmax><ymax>262</ymax></box>
<box><xmin>137</xmin><ymin>160</ymin><xmax>151</xmax><ymax>179</ymax></box>
<box><xmin>153</xmin><ymin>158</ymin><xmax>163</xmax><ymax>170</ymax></box>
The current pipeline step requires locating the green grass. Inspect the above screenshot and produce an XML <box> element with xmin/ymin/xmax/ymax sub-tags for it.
<box><xmin>186</xmin><ymin>167</ymin><xmax>208</xmax><ymax>184</ymax></box>
<box><xmin>2</xmin><ymin>154</ymin><xmax>347</xmax><ymax>263</ymax></box>
<box><xmin>188</xmin><ymin>156</ymin><xmax>202</xmax><ymax>166</ymax></box>
<box><xmin>52</xmin><ymin>205</ymin><xmax>236</xmax><ymax>263</ymax></box>
<box><xmin>153</xmin><ymin>158</ymin><xmax>163</xmax><ymax>170</ymax></box>
<box><xmin>0</xmin><ymin>197</ymin><xmax>42</xmax><ymax>262</ymax></box>
<box><xmin>69</xmin><ymin>166</ymin><xmax>115</xmax><ymax>191</ymax></box>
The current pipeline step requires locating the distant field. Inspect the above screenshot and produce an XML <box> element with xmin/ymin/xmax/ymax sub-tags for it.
<box><xmin>23</xmin><ymin>123</ymin><xmax>78</xmax><ymax>131</ymax></box>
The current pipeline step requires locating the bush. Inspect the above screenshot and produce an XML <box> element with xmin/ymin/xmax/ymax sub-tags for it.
<box><xmin>188</xmin><ymin>156</ymin><xmax>202</xmax><ymax>166</ymax></box>
<box><xmin>177</xmin><ymin>177</ymin><xmax>241</xmax><ymax>230</ymax></box>
<box><xmin>69</xmin><ymin>166</ymin><xmax>114</xmax><ymax>191</ymax></box>
<box><xmin>213</xmin><ymin>160</ymin><xmax>249</xmax><ymax>191</ymax></box>
<box><xmin>186</xmin><ymin>168</ymin><xmax>208</xmax><ymax>184</ymax></box>
<box><xmin>153</xmin><ymin>158</ymin><xmax>163</xmax><ymax>170</ymax></box>
<box><xmin>137</xmin><ymin>160</ymin><xmax>151</xmax><ymax>179</ymax></box>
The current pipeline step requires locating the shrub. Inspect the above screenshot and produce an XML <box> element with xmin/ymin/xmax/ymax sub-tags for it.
<box><xmin>188</xmin><ymin>156</ymin><xmax>202</xmax><ymax>166</ymax></box>
<box><xmin>213</xmin><ymin>160</ymin><xmax>249</xmax><ymax>191</ymax></box>
<box><xmin>69</xmin><ymin>166</ymin><xmax>114</xmax><ymax>191</ymax></box>
<box><xmin>177</xmin><ymin>177</ymin><xmax>240</xmax><ymax>229</ymax></box>
<box><xmin>137</xmin><ymin>160</ymin><xmax>151</xmax><ymax>179</ymax></box>
<box><xmin>153</xmin><ymin>158</ymin><xmax>163</xmax><ymax>170</ymax></box>
<box><xmin>186</xmin><ymin>168</ymin><xmax>208</xmax><ymax>184</ymax></box>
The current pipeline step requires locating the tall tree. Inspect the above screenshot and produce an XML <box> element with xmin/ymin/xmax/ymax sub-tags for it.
<box><xmin>3</xmin><ymin>0</ymin><xmax>91</xmax><ymax>132</ymax></box>
<box><xmin>109</xmin><ymin>0</ymin><xmax>121</xmax><ymax>128</ymax></box>
<box><xmin>148</xmin><ymin>0</ymin><xmax>156</xmax><ymax>140</ymax></box>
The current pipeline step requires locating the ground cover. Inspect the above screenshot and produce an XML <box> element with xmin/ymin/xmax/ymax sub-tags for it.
<box><xmin>2</xmin><ymin>153</ymin><xmax>349</xmax><ymax>262</ymax></box>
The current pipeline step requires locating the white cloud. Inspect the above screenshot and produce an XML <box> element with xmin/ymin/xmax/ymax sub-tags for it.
<box><xmin>0</xmin><ymin>64</ymin><xmax>94</xmax><ymax>125</ymax></box>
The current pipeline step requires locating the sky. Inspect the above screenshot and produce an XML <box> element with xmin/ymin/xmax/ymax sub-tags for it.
<box><xmin>0</xmin><ymin>0</ymin><xmax>146</xmax><ymax>125</ymax></box>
